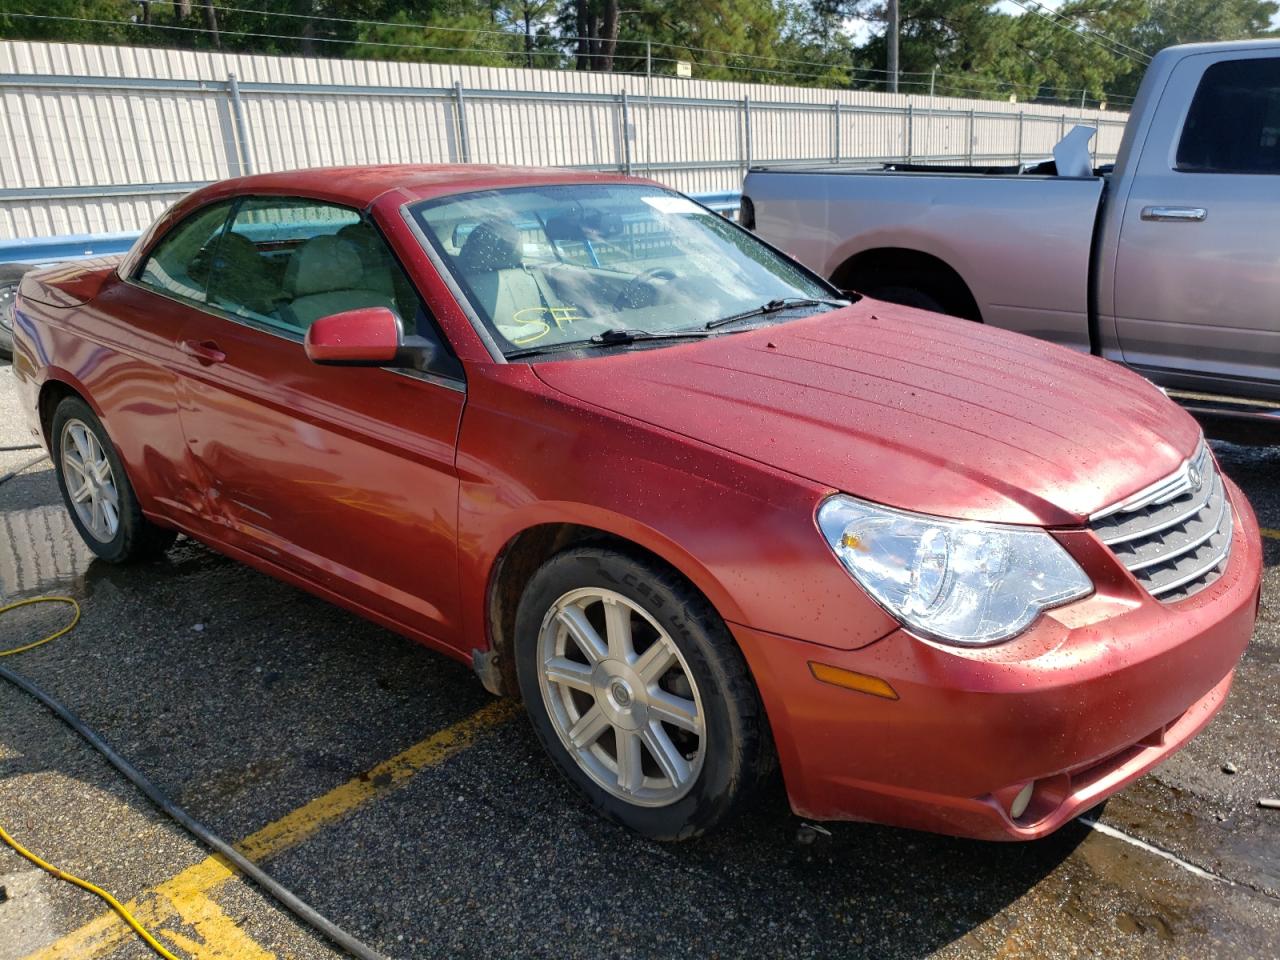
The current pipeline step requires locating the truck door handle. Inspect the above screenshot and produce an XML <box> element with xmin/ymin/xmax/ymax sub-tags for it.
<box><xmin>1141</xmin><ymin>206</ymin><xmax>1207</xmax><ymax>222</ymax></box>
<box><xmin>180</xmin><ymin>339</ymin><xmax>226</xmax><ymax>365</ymax></box>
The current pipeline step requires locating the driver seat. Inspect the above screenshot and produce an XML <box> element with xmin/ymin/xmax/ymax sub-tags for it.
<box><xmin>457</xmin><ymin>221</ymin><xmax>559</xmax><ymax>343</ymax></box>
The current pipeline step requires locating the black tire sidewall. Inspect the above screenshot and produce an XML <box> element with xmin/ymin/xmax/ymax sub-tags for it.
<box><xmin>50</xmin><ymin>397</ymin><xmax>145</xmax><ymax>562</ymax></box>
<box><xmin>866</xmin><ymin>283</ymin><xmax>949</xmax><ymax>316</ymax></box>
<box><xmin>514</xmin><ymin>547</ymin><xmax>760</xmax><ymax>841</ymax></box>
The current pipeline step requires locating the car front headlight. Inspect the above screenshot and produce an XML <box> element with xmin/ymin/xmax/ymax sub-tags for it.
<box><xmin>817</xmin><ymin>495</ymin><xmax>1092</xmax><ymax>646</ymax></box>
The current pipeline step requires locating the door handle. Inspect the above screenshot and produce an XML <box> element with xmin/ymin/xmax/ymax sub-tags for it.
<box><xmin>1141</xmin><ymin>206</ymin><xmax>1207</xmax><ymax>222</ymax></box>
<box><xmin>180</xmin><ymin>339</ymin><xmax>227</xmax><ymax>365</ymax></box>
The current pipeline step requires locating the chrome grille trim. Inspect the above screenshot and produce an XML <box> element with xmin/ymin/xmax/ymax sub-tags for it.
<box><xmin>1088</xmin><ymin>441</ymin><xmax>1234</xmax><ymax>603</ymax></box>
<box><xmin>1090</xmin><ymin>442</ymin><xmax>1211</xmax><ymax>523</ymax></box>
<box><xmin>1123</xmin><ymin>478</ymin><xmax>1228</xmax><ymax>572</ymax></box>
<box><xmin>1094</xmin><ymin>477</ymin><xmax>1214</xmax><ymax>547</ymax></box>
<box><xmin>1147</xmin><ymin>519</ymin><xmax>1233</xmax><ymax>597</ymax></box>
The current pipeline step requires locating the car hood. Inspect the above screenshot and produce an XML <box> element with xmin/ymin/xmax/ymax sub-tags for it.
<box><xmin>531</xmin><ymin>300</ymin><xmax>1203</xmax><ymax>525</ymax></box>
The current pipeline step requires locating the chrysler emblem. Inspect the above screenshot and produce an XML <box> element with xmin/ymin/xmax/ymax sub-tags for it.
<box><xmin>1188</xmin><ymin>464</ymin><xmax>1203</xmax><ymax>489</ymax></box>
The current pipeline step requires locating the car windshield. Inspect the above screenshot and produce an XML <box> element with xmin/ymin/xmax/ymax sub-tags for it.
<box><xmin>409</xmin><ymin>183</ymin><xmax>839</xmax><ymax>356</ymax></box>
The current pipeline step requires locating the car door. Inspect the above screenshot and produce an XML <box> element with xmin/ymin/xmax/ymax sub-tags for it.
<box><xmin>1113</xmin><ymin>52</ymin><xmax>1280</xmax><ymax>398</ymax></box>
<box><xmin>171</xmin><ymin>195</ymin><xmax>469</xmax><ymax>650</ymax></box>
<box><xmin>102</xmin><ymin>198</ymin><xmax>238</xmax><ymax>528</ymax></box>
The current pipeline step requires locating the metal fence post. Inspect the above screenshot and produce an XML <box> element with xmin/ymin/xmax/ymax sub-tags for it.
<box><xmin>620</xmin><ymin>90</ymin><xmax>632</xmax><ymax>175</ymax></box>
<box><xmin>1016</xmin><ymin>110</ymin><xmax>1024</xmax><ymax>165</ymax></box>
<box><xmin>454</xmin><ymin>81</ymin><xmax>471</xmax><ymax>164</ymax></box>
<box><xmin>741</xmin><ymin>95</ymin><xmax>752</xmax><ymax>176</ymax></box>
<box><xmin>967</xmin><ymin>108</ymin><xmax>975</xmax><ymax>165</ymax></box>
<box><xmin>226</xmin><ymin>72</ymin><xmax>253</xmax><ymax>175</ymax></box>
<box><xmin>906</xmin><ymin>103</ymin><xmax>914</xmax><ymax>162</ymax></box>
<box><xmin>832</xmin><ymin>100</ymin><xmax>840</xmax><ymax>164</ymax></box>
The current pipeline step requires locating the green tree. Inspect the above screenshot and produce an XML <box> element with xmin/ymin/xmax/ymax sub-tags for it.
<box><xmin>0</xmin><ymin>0</ymin><xmax>142</xmax><ymax>45</ymax></box>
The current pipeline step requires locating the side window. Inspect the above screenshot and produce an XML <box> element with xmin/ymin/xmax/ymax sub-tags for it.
<box><xmin>204</xmin><ymin>196</ymin><xmax>460</xmax><ymax>376</ymax></box>
<box><xmin>1176</xmin><ymin>58</ymin><xmax>1280</xmax><ymax>175</ymax></box>
<box><xmin>136</xmin><ymin>201</ymin><xmax>235</xmax><ymax>303</ymax></box>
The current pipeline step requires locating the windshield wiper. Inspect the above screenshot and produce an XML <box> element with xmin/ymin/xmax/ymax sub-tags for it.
<box><xmin>705</xmin><ymin>296</ymin><xmax>849</xmax><ymax>330</ymax></box>
<box><xmin>505</xmin><ymin>328</ymin><xmax>715</xmax><ymax>360</ymax></box>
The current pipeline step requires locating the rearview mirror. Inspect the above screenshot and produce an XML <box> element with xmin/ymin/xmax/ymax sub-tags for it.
<box><xmin>304</xmin><ymin>307</ymin><xmax>437</xmax><ymax>371</ymax></box>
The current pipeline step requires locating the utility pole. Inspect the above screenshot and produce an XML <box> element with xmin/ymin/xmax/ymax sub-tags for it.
<box><xmin>887</xmin><ymin>0</ymin><xmax>900</xmax><ymax>94</ymax></box>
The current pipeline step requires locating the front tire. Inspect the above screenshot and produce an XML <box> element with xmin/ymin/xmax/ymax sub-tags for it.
<box><xmin>514</xmin><ymin>546</ymin><xmax>772</xmax><ymax>840</ymax></box>
<box><xmin>50</xmin><ymin>396</ymin><xmax>176</xmax><ymax>563</ymax></box>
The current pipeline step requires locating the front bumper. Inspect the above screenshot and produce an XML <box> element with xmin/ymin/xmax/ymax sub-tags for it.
<box><xmin>732</xmin><ymin>477</ymin><xmax>1262</xmax><ymax>841</ymax></box>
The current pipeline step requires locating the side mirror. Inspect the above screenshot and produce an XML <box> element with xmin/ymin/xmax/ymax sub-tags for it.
<box><xmin>304</xmin><ymin>307</ymin><xmax>437</xmax><ymax>371</ymax></box>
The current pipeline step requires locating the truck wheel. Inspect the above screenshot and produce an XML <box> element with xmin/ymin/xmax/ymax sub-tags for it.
<box><xmin>514</xmin><ymin>546</ymin><xmax>772</xmax><ymax>840</ymax></box>
<box><xmin>842</xmin><ymin>258</ymin><xmax>981</xmax><ymax>321</ymax></box>
<box><xmin>0</xmin><ymin>262</ymin><xmax>31</xmax><ymax>358</ymax></box>
<box><xmin>50</xmin><ymin>396</ymin><xmax>177</xmax><ymax>562</ymax></box>
<box><xmin>864</xmin><ymin>283</ymin><xmax>949</xmax><ymax>315</ymax></box>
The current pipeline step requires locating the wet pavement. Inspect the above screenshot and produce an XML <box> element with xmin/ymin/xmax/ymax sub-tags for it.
<box><xmin>1</xmin><ymin>359</ymin><xmax>1278</xmax><ymax>960</ymax></box>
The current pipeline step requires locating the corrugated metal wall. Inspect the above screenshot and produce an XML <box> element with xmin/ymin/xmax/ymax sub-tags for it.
<box><xmin>0</xmin><ymin>40</ymin><xmax>1129</xmax><ymax>239</ymax></box>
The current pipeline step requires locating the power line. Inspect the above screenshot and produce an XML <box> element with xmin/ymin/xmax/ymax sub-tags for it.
<box><xmin>1005</xmin><ymin>0</ymin><xmax>1150</xmax><ymax>66</ymax></box>
<box><xmin>1</xmin><ymin>10</ymin><xmax>924</xmax><ymax>82</ymax></box>
<box><xmin>1022</xmin><ymin>0</ymin><xmax>1152</xmax><ymax>62</ymax></box>
<box><xmin>134</xmin><ymin>0</ymin><xmax>884</xmax><ymax>73</ymax></box>
<box><xmin>2</xmin><ymin>10</ymin><xmax>1130</xmax><ymax>107</ymax></box>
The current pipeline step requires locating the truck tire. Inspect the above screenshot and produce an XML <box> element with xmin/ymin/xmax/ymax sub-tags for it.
<box><xmin>0</xmin><ymin>262</ymin><xmax>31</xmax><ymax>358</ymax></box>
<box><xmin>861</xmin><ymin>266</ymin><xmax>979</xmax><ymax>320</ymax></box>
<box><xmin>514</xmin><ymin>545</ymin><xmax>773</xmax><ymax>840</ymax></box>
<box><xmin>835</xmin><ymin>253</ymin><xmax>982</xmax><ymax>322</ymax></box>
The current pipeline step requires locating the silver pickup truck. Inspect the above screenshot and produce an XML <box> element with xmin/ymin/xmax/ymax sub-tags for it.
<box><xmin>743</xmin><ymin>40</ymin><xmax>1280</xmax><ymax>421</ymax></box>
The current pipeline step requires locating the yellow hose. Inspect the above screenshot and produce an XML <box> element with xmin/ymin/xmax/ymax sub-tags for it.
<box><xmin>0</xmin><ymin>823</ymin><xmax>181</xmax><ymax>960</ymax></box>
<box><xmin>0</xmin><ymin>596</ymin><xmax>80</xmax><ymax>656</ymax></box>
<box><xmin>0</xmin><ymin>595</ymin><xmax>181</xmax><ymax>960</ymax></box>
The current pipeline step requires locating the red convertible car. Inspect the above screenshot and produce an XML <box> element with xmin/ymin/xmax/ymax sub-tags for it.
<box><xmin>11</xmin><ymin>166</ymin><xmax>1261</xmax><ymax>841</ymax></box>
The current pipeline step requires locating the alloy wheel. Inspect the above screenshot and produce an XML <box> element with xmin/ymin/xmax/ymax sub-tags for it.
<box><xmin>60</xmin><ymin>418</ymin><xmax>120</xmax><ymax>543</ymax></box>
<box><xmin>536</xmin><ymin>587</ymin><xmax>706</xmax><ymax>807</ymax></box>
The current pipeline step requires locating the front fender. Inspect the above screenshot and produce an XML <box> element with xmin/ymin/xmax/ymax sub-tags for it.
<box><xmin>454</xmin><ymin>365</ymin><xmax>899</xmax><ymax>657</ymax></box>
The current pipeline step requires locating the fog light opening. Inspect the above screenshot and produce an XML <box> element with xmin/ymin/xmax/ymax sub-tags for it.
<box><xmin>1009</xmin><ymin>782</ymin><xmax>1035</xmax><ymax>820</ymax></box>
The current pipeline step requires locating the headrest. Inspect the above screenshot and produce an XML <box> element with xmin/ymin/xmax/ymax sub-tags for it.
<box><xmin>336</xmin><ymin>222</ymin><xmax>384</xmax><ymax>269</ymax></box>
<box><xmin>544</xmin><ymin>215</ymin><xmax>585</xmax><ymax>244</ymax></box>
<box><xmin>212</xmin><ymin>232</ymin><xmax>262</xmax><ymax>273</ymax></box>
<box><xmin>458</xmin><ymin>220</ymin><xmax>522</xmax><ymax>273</ymax></box>
<box><xmin>287</xmin><ymin>235</ymin><xmax>363</xmax><ymax>297</ymax></box>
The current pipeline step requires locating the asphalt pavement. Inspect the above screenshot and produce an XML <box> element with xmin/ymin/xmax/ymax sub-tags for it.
<box><xmin>1</xmin><ymin>360</ymin><xmax>1277</xmax><ymax>960</ymax></box>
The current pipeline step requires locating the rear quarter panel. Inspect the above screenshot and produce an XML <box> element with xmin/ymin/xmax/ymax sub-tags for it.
<box><xmin>745</xmin><ymin>170</ymin><xmax>1104</xmax><ymax>350</ymax></box>
<box><xmin>13</xmin><ymin>267</ymin><xmax>201</xmax><ymax>525</ymax></box>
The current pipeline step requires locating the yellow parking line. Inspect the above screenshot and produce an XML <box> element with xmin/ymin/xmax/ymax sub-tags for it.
<box><xmin>22</xmin><ymin>698</ymin><xmax>520</xmax><ymax>960</ymax></box>
<box><xmin>1261</xmin><ymin>527</ymin><xmax>1280</xmax><ymax>541</ymax></box>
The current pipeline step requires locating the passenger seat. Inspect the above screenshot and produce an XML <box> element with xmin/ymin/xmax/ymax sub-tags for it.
<box><xmin>283</xmin><ymin>234</ymin><xmax>398</xmax><ymax>330</ymax></box>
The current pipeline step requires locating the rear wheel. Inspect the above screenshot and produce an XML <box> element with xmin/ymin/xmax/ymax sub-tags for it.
<box><xmin>514</xmin><ymin>546</ymin><xmax>772</xmax><ymax>840</ymax></box>
<box><xmin>50</xmin><ymin>396</ymin><xmax>176</xmax><ymax>563</ymax></box>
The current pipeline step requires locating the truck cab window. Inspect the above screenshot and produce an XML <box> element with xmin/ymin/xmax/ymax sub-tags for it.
<box><xmin>1177</xmin><ymin>58</ymin><xmax>1280</xmax><ymax>175</ymax></box>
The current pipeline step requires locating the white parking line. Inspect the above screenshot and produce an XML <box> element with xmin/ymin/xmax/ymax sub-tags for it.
<box><xmin>1081</xmin><ymin>818</ymin><xmax>1230</xmax><ymax>884</ymax></box>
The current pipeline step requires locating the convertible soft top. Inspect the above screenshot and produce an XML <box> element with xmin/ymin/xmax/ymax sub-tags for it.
<box><xmin>188</xmin><ymin>164</ymin><xmax>642</xmax><ymax>210</ymax></box>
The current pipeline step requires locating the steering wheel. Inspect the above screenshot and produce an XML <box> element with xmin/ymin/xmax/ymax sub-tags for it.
<box><xmin>613</xmin><ymin>267</ymin><xmax>679</xmax><ymax>311</ymax></box>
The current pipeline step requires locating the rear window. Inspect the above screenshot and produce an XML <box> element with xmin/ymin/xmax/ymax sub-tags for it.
<box><xmin>1176</xmin><ymin>57</ymin><xmax>1280</xmax><ymax>175</ymax></box>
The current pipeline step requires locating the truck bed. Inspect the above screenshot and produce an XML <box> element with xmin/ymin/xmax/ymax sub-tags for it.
<box><xmin>743</xmin><ymin>167</ymin><xmax>1107</xmax><ymax>353</ymax></box>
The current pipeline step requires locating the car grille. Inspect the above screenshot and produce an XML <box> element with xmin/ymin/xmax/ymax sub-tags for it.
<box><xmin>1088</xmin><ymin>442</ymin><xmax>1233</xmax><ymax>603</ymax></box>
